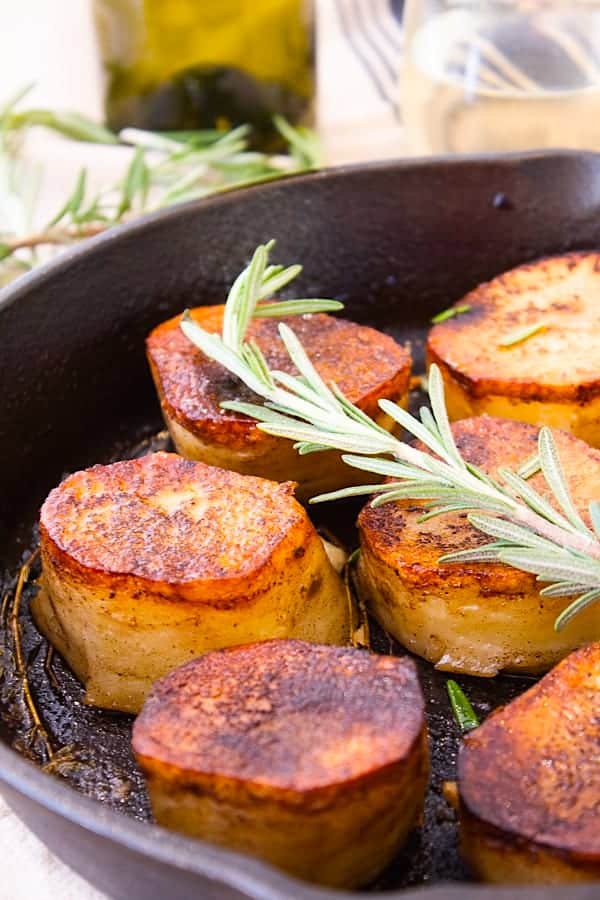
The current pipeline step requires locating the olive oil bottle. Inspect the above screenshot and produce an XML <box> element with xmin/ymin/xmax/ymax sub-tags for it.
<box><xmin>93</xmin><ymin>0</ymin><xmax>313</xmax><ymax>148</ymax></box>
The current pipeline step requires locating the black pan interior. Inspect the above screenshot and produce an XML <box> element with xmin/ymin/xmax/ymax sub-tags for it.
<box><xmin>1</xmin><ymin>153</ymin><xmax>600</xmax><ymax>899</ymax></box>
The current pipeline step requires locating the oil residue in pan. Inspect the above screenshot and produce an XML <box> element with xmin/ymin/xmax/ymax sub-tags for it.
<box><xmin>0</xmin><ymin>403</ymin><xmax>533</xmax><ymax>892</ymax></box>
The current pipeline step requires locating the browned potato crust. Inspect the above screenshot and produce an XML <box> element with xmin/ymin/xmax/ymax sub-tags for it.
<box><xmin>33</xmin><ymin>453</ymin><xmax>349</xmax><ymax>712</ymax></box>
<box><xmin>427</xmin><ymin>252</ymin><xmax>600</xmax><ymax>445</ymax></box>
<box><xmin>459</xmin><ymin>643</ymin><xmax>600</xmax><ymax>883</ymax></box>
<box><xmin>358</xmin><ymin>417</ymin><xmax>600</xmax><ymax>675</ymax></box>
<box><xmin>133</xmin><ymin>639</ymin><xmax>429</xmax><ymax>888</ymax></box>
<box><xmin>147</xmin><ymin>306</ymin><xmax>411</xmax><ymax>498</ymax></box>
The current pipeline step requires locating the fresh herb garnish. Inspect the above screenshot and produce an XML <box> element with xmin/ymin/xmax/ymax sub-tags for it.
<box><xmin>180</xmin><ymin>245</ymin><xmax>600</xmax><ymax>632</ymax></box>
<box><xmin>182</xmin><ymin>241</ymin><xmax>342</xmax><ymax>375</ymax></box>
<box><xmin>498</xmin><ymin>321</ymin><xmax>547</xmax><ymax>348</ymax></box>
<box><xmin>0</xmin><ymin>86</ymin><xmax>320</xmax><ymax>282</ymax></box>
<box><xmin>447</xmin><ymin>679</ymin><xmax>480</xmax><ymax>732</ymax></box>
<box><xmin>431</xmin><ymin>304</ymin><xmax>471</xmax><ymax>324</ymax></box>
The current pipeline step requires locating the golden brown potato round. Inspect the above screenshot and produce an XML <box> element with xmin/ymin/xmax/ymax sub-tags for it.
<box><xmin>458</xmin><ymin>642</ymin><xmax>600</xmax><ymax>884</ymax></box>
<box><xmin>427</xmin><ymin>252</ymin><xmax>600</xmax><ymax>445</ymax></box>
<box><xmin>133</xmin><ymin>639</ymin><xmax>429</xmax><ymax>889</ymax></box>
<box><xmin>147</xmin><ymin>306</ymin><xmax>411</xmax><ymax>500</ymax></box>
<box><xmin>357</xmin><ymin>417</ymin><xmax>600</xmax><ymax>676</ymax></box>
<box><xmin>33</xmin><ymin>453</ymin><xmax>349</xmax><ymax>713</ymax></box>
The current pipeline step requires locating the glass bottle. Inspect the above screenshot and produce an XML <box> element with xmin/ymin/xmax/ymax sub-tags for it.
<box><xmin>94</xmin><ymin>0</ymin><xmax>313</xmax><ymax>148</ymax></box>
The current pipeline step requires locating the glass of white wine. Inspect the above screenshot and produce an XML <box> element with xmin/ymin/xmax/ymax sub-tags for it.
<box><xmin>401</xmin><ymin>0</ymin><xmax>600</xmax><ymax>154</ymax></box>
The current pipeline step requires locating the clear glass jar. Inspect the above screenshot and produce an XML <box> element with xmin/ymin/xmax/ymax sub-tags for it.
<box><xmin>401</xmin><ymin>0</ymin><xmax>600</xmax><ymax>154</ymax></box>
<box><xmin>94</xmin><ymin>0</ymin><xmax>313</xmax><ymax>148</ymax></box>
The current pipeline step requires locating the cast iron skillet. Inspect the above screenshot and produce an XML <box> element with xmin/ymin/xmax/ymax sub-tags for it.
<box><xmin>0</xmin><ymin>153</ymin><xmax>599</xmax><ymax>900</ymax></box>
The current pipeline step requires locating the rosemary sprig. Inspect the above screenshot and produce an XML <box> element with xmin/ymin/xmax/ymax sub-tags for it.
<box><xmin>180</xmin><ymin>246</ymin><xmax>600</xmax><ymax>631</ymax></box>
<box><xmin>446</xmin><ymin>679</ymin><xmax>480</xmax><ymax>732</ymax></box>
<box><xmin>0</xmin><ymin>88</ymin><xmax>320</xmax><ymax>281</ymax></box>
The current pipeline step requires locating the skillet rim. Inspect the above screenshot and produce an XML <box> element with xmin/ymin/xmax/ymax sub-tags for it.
<box><xmin>0</xmin><ymin>149</ymin><xmax>598</xmax><ymax>899</ymax></box>
<box><xmin>1</xmin><ymin>145</ymin><xmax>595</xmax><ymax>316</ymax></box>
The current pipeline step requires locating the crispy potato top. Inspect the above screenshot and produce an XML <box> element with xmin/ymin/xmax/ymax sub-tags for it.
<box><xmin>428</xmin><ymin>252</ymin><xmax>600</xmax><ymax>402</ymax></box>
<box><xmin>459</xmin><ymin>643</ymin><xmax>600</xmax><ymax>857</ymax></box>
<box><xmin>40</xmin><ymin>452</ymin><xmax>308</xmax><ymax>590</ymax></box>
<box><xmin>359</xmin><ymin>417</ymin><xmax>600</xmax><ymax>590</ymax></box>
<box><xmin>147</xmin><ymin>306</ymin><xmax>410</xmax><ymax>443</ymax></box>
<box><xmin>133</xmin><ymin>639</ymin><xmax>424</xmax><ymax>792</ymax></box>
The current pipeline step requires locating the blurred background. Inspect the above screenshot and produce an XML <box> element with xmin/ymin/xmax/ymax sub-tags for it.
<box><xmin>2</xmin><ymin>0</ymin><xmax>600</xmax><ymax>284</ymax></box>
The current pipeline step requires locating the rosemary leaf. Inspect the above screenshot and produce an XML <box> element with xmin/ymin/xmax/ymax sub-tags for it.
<box><xmin>447</xmin><ymin>680</ymin><xmax>480</xmax><ymax>732</ymax></box>
<box><xmin>369</xmin><ymin>482</ymin><xmax>446</xmax><ymax>507</ymax></box>
<box><xmin>539</xmin><ymin>581</ymin><xmax>590</xmax><ymax>598</ymax></box>
<box><xmin>272</xmin><ymin>370</ymin><xmax>334</xmax><ymax>410</ymax></box>
<box><xmin>498</xmin><ymin>321</ymin><xmax>547</xmax><ymax>348</ymax></box>
<box><xmin>419</xmin><ymin>406</ymin><xmax>442</xmax><ymax>440</ymax></box>
<box><xmin>222</xmin><ymin>401</ymin><xmax>287</xmax><ymax>425</ymax></box>
<box><xmin>331</xmin><ymin>384</ymin><xmax>392</xmax><ymax>435</ymax></box>
<box><xmin>278</xmin><ymin>323</ymin><xmax>340</xmax><ymax>412</ymax></box>
<box><xmin>6</xmin><ymin>108</ymin><xmax>118</xmax><ymax>144</ymax></box>
<box><xmin>260</xmin><ymin>422</ymin><xmax>396</xmax><ymax>455</ymax></box>
<box><xmin>538</xmin><ymin>427</ymin><xmax>593</xmax><ymax>536</ymax></box>
<box><xmin>422</xmin><ymin>494</ymin><xmax>512</xmax><ymax>516</ymax></box>
<box><xmin>428</xmin><ymin>365</ymin><xmax>466</xmax><ymax>470</ymax></box>
<box><xmin>439</xmin><ymin>541</ymin><xmax>510</xmax><ymax>563</ymax></box>
<box><xmin>238</xmin><ymin>243</ymin><xmax>268</xmax><ymax>348</ymax></box>
<box><xmin>0</xmin><ymin>90</ymin><xmax>322</xmax><ymax>274</ymax></box>
<box><xmin>498</xmin><ymin>467</ymin><xmax>578</xmax><ymax>534</ymax></box>
<box><xmin>465</xmin><ymin>461</ymin><xmax>501</xmax><ymax>491</ymax></box>
<box><xmin>466</xmin><ymin>513</ymin><xmax>563</xmax><ymax>552</ymax></box>
<box><xmin>46</xmin><ymin>168</ymin><xmax>87</xmax><ymax>227</ymax></box>
<box><xmin>554</xmin><ymin>587</ymin><xmax>600</xmax><ymax>631</ymax></box>
<box><xmin>340</xmin><ymin>454</ymin><xmax>433</xmax><ymax>480</ymax></box>
<box><xmin>273</xmin><ymin>115</ymin><xmax>321</xmax><ymax>168</ymax></box>
<box><xmin>378</xmin><ymin>398</ymin><xmax>452</xmax><ymax>464</ymax></box>
<box><xmin>0</xmin><ymin>83</ymin><xmax>34</xmax><ymax>121</ymax></box>
<box><xmin>243</xmin><ymin>341</ymin><xmax>274</xmax><ymax>389</ymax></box>
<box><xmin>258</xmin><ymin>263</ymin><xmax>302</xmax><ymax>296</ymax></box>
<box><xmin>417</xmin><ymin>503</ymin><xmax>485</xmax><ymax>523</ymax></box>
<box><xmin>254</xmin><ymin>299</ymin><xmax>343</xmax><ymax>317</ymax></box>
<box><xmin>517</xmin><ymin>453</ymin><xmax>541</xmax><ymax>479</ymax></box>
<box><xmin>310</xmin><ymin>483</ymin><xmax>399</xmax><ymax>504</ymax></box>
<box><xmin>266</xmin><ymin>398</ymin><xmax>339</xmax><ymax>428</ymax></box>
<box><xmin>295</xmin><ymin>442</ymin><xmax>330</xmax><ymax>455</ymax></box>
<box><xmin>430</xmin><ymin>303</ymin><xmax>471</xmax><ymax>324</ymax></box>
<box><xmin>117</xmin><ymin>147</ymin><xmax>149</xmax><ymax>218</ymax></box>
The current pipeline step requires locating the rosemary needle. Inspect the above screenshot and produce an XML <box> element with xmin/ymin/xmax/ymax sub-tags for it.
<box><xmin>431</xmin><ymin>304</ymin><xmax>471</xmax><ymax>324</ymax></box>
<box><xmin>498</xmin><ymin>321</ymin><xmax>547</xmax><ymax>348</ymax></box>
<box><xmin>347</xmin><ymin>548</ymin><xmax>361</xmax><ymax>566</ymax></box>
<box><xmin>447</xmin><ymin>680</ymin><xmax>480</xmax><ymax>732</ymax></box>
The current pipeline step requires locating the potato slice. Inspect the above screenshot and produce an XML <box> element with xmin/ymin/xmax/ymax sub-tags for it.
<box><xmin>357</xmin><ymin>417</ymin><xmax>600</xmax><ymax>676</ymax></box>
<box><xmin>147</xmin><ymin>306</ymin><xmax>411</xmax><ymax>500</ymax></box>
<box><xmin>427</xmin><ymin>252</ymin><xmax>600</xmax><ymax>446</ymax></box>
<box><xmin>133</xmin><ymin>639</ymin><xmax>428</xmax><ymax>888</ymax></box>
<box><xmin>458</xmin><ymin>642</ymin><xmax>600</xmax><ymax>883</ymax></box>
<box><xmin>32</xmin><ymin>453</ymin><xmax>349</xmax><ymax>713</ymax></box>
